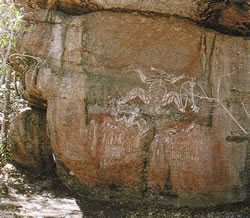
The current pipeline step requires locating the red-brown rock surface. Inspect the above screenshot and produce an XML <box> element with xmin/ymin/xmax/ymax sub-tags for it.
<box><xmin>10</xmin><ymin>0</ymin><xmax>250</xmax><ymax>207</ymax></box>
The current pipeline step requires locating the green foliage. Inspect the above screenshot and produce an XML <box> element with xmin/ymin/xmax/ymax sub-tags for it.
<box><xmin>0</xmin><ymin>0</ymin><xmax>26</xmax><ymax>165</ymax></box>
<box><xmin>0</xmin><ymin>0</ymin><xmax>23</xmax><ymax>48</ymax></box>
<box><xmin>0</xmin><ymin>141</ymin><xmax>10</xmax><ymax>166</ymax></box>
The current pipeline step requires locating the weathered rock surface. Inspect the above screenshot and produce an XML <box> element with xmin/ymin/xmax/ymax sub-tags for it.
<box><xmin>9</xmin><ymin>109</ymin><xmax>54</xmax><ymax>173</ymax></box>
<box><xmin>11</xmin><ymin>0</ymin><xmax>250</xmax><ymax>208</ymax></box>
<box><xmin>27</xmin><ymin>0</ymin><xmax>208</xmax><ymax>18</ymax></box>
<box><xmin>16</xmin><ymin>0</ymin><xmax>250</xmax><ymax>36</ymax></box>
<box><xmin>200</xmin><ymin>0</ymin><xmax>250</xmax><ymax>36</ymax></box>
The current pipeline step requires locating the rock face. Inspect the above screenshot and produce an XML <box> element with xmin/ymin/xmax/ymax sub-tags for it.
<box><xmin>11</xmin><ymin>0</ymin><xmax>250</xmax><ymax>207</ymax></box>
<box><xmin>9</xmin><ymin>109</ymin><xmax>54</xmax><ymax>173</ymax></box>
<box><xmin>16</xmin><ymin>0</ymin><xmax>250</xmax><ymax>36</ymax></box>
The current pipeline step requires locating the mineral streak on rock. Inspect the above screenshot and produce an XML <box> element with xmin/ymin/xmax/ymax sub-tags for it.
<box><xmin>10</xmin><ymin>0</ymin><xmax>250</xmax><ymax>207</ymax></box>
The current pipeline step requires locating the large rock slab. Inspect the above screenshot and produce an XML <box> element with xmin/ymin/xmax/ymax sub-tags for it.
<box><xmin>47</xmin><ymin>0</ymin><xmax>207</xmax><ymax>20</ymax></box>
<box><xmin>16</xmin><ymin>0</ymin><xmax>208</xmax><ymax>18</ymax></box>
<box><xmin>11</xmin><ymin>8</ymin><xmax>250</xmax><ymax>207</ymax></box>
<box><xmin>16</xmin><ymin>0</ymin><xmax>250</xmax><ymax>36</ymax></box>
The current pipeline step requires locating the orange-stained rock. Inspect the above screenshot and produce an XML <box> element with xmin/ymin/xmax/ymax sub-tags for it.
<box><xmin>11</xmin><ymin>7</ymin><xmax>250</xmax><ymax>207</ymax></box>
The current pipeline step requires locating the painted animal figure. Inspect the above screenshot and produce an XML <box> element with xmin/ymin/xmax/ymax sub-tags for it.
<box><xmin>118</xmin><ymin>67</ymin><xmax>200</xmax><ymax>113</ymax></box>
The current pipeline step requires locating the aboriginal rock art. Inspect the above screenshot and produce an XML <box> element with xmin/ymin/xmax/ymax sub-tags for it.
<box><xmin>111</xmin><ymin>106</ymin><xmax>148</xmax><ymax>135</ymax></box>
<box><xmin>86</xmin><ymin>118</ymin><xmax>141</xmax><ymax>168</ymax></box>
<box><xmin>148</xmin><ymin>129</ymin><xmax>175</xmax><ymax>189</ymax></box>
<box><xmin>109</xmin><ymin>68</ymin><xmax>201</xmax><ymax>137</ymax></box>
<box><xmin>117</xmin><ymin>67</ymin><xmax>200</xmax><ymax>114</ymax></box>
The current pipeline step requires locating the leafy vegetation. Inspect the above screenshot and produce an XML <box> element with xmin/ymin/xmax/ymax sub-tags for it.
<box><xmin>0</xmin><ymin>0</ymin><xmax>27</xmax><ymax>165</ymax></box>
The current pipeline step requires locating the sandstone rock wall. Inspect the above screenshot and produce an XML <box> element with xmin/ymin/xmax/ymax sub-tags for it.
<box><xmin>10</xmin><ymin>0</ymin><xmax>250</xmax><ymax>207</ymax></box>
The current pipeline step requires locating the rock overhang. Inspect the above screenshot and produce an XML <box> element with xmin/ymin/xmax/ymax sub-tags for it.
<box><xmin>9</xmin><ymin>0</ymin><xmax>250</xmax><ymax>208</ymax></box>
<box><xmin>15</xmin><ymin>0</ymin><xmax>250</xmax><ymax>37</ymax></box>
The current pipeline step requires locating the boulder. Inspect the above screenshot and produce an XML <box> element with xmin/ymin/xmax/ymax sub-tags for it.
<box><xmin>9</xmin><ymin>109</ymin><xmax>54</xmax><ymax>173</ymax></box>
<box><xmin>11</xmin><ymin>1</ymin><xmax>250</xmax><ymax>207</ymax></box>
